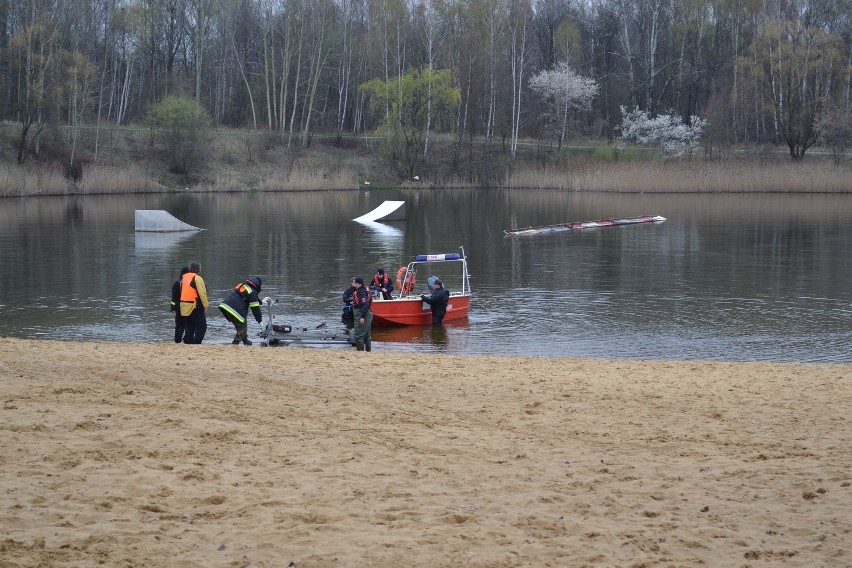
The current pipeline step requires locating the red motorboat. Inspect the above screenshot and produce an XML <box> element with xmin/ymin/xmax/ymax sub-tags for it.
<box><xmin>371</xmin><ymin>248</ymin><xmax>472</xmax><ymax>326</ymax></box>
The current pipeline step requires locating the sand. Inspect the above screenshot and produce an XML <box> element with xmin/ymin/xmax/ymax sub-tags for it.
<box><xmin>0</xmin><ymin>337</ymin><xmax>849</xmax><ymax>567</ymax></box>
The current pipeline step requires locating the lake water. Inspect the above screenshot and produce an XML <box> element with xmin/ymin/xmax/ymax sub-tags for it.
<box><xmin>0</xmin><ymin>189</ymin><xmax>850</xmax><ymax>362</ymax></box>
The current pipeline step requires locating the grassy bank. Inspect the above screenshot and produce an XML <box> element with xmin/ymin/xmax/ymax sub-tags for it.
<box><xmin>1</xmin><ymin>123</ymin><xmax>849</xmax><ymax>196</ymax></box>
<box><xmin>508</xmin><ymin>159</ymin><xmax>852</xmax><ymax>193</ymax></box>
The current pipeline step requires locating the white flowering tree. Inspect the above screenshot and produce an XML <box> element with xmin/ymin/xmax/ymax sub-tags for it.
<box><xmin>618</xmin><ymin>106</ymin><xmax>707</xmax><ymax>159</ymax></box>
<box><xmin>529</xmin><ymin>61</ymin><xmax>599</xmax><ymax>149</ymax></box>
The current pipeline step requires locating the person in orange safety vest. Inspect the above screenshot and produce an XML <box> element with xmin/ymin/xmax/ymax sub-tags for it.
<box><xmin>179</xmin><ymin>261</ymin><xmax>209</xmax><ymax>344</ymax></box>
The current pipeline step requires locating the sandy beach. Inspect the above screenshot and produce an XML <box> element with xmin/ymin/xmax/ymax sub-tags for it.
<box><xmin>0</xmin><ymin>337</ymin><xmax>849</xmax><ymax>567</ymax></box>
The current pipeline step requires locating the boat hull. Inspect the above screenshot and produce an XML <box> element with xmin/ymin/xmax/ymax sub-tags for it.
<box><xmin>371</xmin><ymin>295</ymin><xmax>470</xmax><ymax>326</ymax></box>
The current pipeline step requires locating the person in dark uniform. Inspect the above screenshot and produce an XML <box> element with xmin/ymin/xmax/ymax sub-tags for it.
<box><xmin>218</xmin><ymin>276</ymin><xmax>263</xmax><ymax>345</ymax></box>
<box><xmin>351</xmin><ymin>277</ymin><xmax>373</xmax><ymax>351</ymax></box>
<box><xmin>179</xmin><ymin>261</ymin><xmax>209</xmax><ymax>344</ymax></box>
<box><xmin>342</xmin><ymin>280</ymin><xmax>356</xmax><ymax>326</ymax></box>
<box><xmin>371</xmin><ymin>268</ymin><xmax>394</xmax><ymax>300</ymax></box>
<box><xmin>170</xmin><ymin>266</ymin><xmax>189</xmax><ymax>343</ymax></box>
<box><xmin>421</xmin><ymin>277</ymin><xmax>450</xmax><ymax>325</ymax></box>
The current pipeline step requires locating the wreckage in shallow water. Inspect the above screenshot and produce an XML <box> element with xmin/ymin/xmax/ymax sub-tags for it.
<box><xmin>134</xmin><ymin>210</ymin><xmax>202</xmax><ymax>232</ymax></box>
<box><xmin>504</xmin><ymin>215</ymin><xmax>666</xmax><ymax>236</ymax></box>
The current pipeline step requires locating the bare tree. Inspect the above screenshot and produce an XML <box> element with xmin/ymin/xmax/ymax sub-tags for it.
<box><xmin>742</xmin><ymin>18</ymin><xmax>845</xmax><ymax>160</ymax></box>
<box><xmin>8</xmin><ymin>10</ymin><xmax>61</xmax><ymax>164</ymax></box>
<box><xmin>816</xmin><ymin>105</ymin><xmax>852</xmax><ymax>166</ymax></box>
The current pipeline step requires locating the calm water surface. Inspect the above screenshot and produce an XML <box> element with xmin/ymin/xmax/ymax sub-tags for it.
<box><xmin>1</xmin><ymin>189</ymin><xmax>850</xmax><ymax>362</ymax></box>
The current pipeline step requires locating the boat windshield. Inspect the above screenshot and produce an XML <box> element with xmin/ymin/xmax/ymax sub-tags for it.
<box><xmin>394</xmin><ymin>249</ymin><xmax>470</xmax><ymax>299</ymax></box>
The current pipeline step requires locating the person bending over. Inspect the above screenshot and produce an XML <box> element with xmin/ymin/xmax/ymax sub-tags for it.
<box><xmin>218</xmin><ymin>276</ymin><xmax>263</xmax><ymax>346</ymax></box>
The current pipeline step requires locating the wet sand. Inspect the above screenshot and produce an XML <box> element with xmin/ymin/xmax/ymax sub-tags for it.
<box><xmin>0</xmin><ymin>338</ymin><xmax>849</xmax><ymax>567</ymax></box>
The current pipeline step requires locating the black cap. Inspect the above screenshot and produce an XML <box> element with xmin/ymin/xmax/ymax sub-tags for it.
<box><xmin>377</xmin><ymin>268</ymin><xmax>385</xmax><ymax>275</ymax></box>
<box><xmin>353</xmin><ymin>277</ymin><xmax>364</xmax><ymax>285</ymax></box>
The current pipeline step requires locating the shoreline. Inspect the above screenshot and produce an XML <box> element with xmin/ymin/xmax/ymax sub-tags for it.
<box><xmin>2</xmin><ymin>338</ymin><xmax>850</xmax><ymax>566</ymax></box>
<box><xmin>2</xmin><ymin>150</ymin><xmax>849</xmax><ymax>198</ymax></box>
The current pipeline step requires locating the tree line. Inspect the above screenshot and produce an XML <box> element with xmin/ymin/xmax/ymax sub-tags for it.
<box><xmin>2</xmin><ymin>0</ymin><xmax>850</xmax><ymax>173</ymax></box>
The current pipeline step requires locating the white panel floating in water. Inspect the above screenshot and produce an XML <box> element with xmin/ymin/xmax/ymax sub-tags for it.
<box><xmin>352</xmin><ymin>200</ymin><xmax>405</xmax><ymax>223</ymax></box>
<box><xmin>134</xmin><ymin>210</ymin><xmax>202</xmax><ymax>232</ymax></box>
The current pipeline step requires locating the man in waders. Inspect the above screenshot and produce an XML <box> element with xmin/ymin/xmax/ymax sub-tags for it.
<box><xmin>351</xmin><ymin>277</ymin><xmax>373</xmax><ymax>351</ymax></box>
<box><xmin>218</xmin><ymin>276</ymin><xmax>263</xmax><ymax>346</ymax></box>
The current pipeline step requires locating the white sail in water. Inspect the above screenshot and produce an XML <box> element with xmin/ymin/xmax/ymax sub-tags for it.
<box><xmin>134</xmin><ymin>210</ymin><xmax>202</xmax><ymax>232</ymax></box>
<box><xmin>352</xmin><ymin>200</ymin><xmax>405</xmax><ymax>223</ymax></box>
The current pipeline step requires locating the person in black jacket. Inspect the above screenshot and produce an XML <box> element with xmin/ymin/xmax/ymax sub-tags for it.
<box><xmin>170</xmin><ymin>266</ymin><xmax>189</xmax><ymax>343</ymax></box>
<box><xmin>351</xmin><ymin>277</ymin><xmax>373</xmax><ymax>351</ymax></box>
<box><xmin>421</xmin><ymin>277</ymin><xmax>450</xmax><ymax>325</ymax></box>
<box><xmin>218</xmin><ymin>276</ymin><xmax>263</xmax><ymax>345</ymax></box>
<box><xmin>341</xmin><ymin>281</ymin><xmax>356</xmax><ymax>326</ymax></box>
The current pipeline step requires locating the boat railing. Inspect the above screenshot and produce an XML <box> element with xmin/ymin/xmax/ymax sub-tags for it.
<box><xmin>390</xmin><ymin>247</ymin><xmax>471</xmax><ymax>300</ymax></box>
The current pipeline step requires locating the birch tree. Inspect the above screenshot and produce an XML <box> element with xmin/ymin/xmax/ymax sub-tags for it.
<box><xmin>529</xmin><ymin>60</ymin><xmax>598</xmax><ymax>149</ymax></box>
<box><xmin>187</xmin><ymin>0</ymin><xmax>218</xmax><ymax>103</ymax></box>
<box><xmin>65</xmin><ymin>50</ymin><xmax>96</xmax><ymax>171</ymax></box>
<box><xmin>300</xmin><ymin>0</ymin><xmax>333</xmax><ymax>147</ymax></box>
<box><xmin>508</xmin><ymin>0</ymin><xmax>530</xmax><ymax>159</ymax></box>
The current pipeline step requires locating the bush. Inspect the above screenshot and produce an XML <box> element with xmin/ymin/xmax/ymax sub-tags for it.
<box><xmin>147</xmin><ymin>96</ymin><xmax>212</xmax><ymax>175</ymax></box>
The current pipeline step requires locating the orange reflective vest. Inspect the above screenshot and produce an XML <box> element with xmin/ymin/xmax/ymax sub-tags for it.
<box><xmin>180</xmin><ymin>272</ymin><xmax>199</xmax><ymax>303</ymax></box>
<box><xmin>352</xmin><ymin>288</ymin><xmax>371</xmax><ymax>306</ymax></box>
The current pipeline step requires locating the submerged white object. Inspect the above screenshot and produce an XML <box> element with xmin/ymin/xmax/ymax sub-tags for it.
<box><xmin>352</xmin><ymin>200</ymin><xmax>405</xmax><ymax>223</ymax></box>
<box><xmin>135</xmin><ymin>210</ymin><xmax>202</xmax><ymax>232</ymax></box>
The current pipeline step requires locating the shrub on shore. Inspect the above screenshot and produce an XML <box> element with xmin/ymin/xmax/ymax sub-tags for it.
<box><xmin>78</xmin><ymin>165</ymin><xmax>166</xmax><ymax>194</ymax></box>
<box><xmin>0</xmin><ymin>163</ymin><xmax>68</xmax><ymax>196</ymax></box>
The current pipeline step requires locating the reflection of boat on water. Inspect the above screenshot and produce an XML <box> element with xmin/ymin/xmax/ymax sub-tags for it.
<box><xmin>504</xmin><ymin>214</ymin><xmax>666</xmax><ymax>236</ymax></box>
<box><xmin>371</xmin><ymin>247</ymin><xmax>471</xmax><ymax>326</ymax></box>
<box><xmin>372</xmin><ymin>320</ymin><xmax>461</xmax><ymax>344</ymax></box>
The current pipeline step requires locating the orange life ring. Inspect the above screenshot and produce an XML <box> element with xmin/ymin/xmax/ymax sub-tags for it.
<box><xmin>396</xmin><ymin>266</ymin><xmax>416</xmax><ymax>295</ymax></box>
